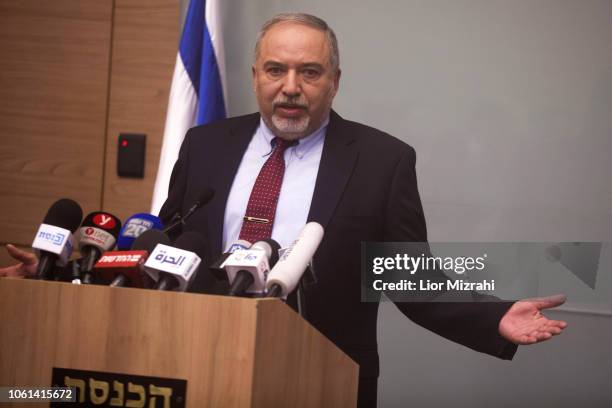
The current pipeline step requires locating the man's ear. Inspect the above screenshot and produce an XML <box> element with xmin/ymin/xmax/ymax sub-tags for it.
<box><xmin>251</xmin><ymin>65</ymin><xmax>257</xmax><ymax>92</ymax></box>
<box><xmin>333</xmin><ymin>68</ymin><xmax>342</xmax><ymax>95</ymax></box>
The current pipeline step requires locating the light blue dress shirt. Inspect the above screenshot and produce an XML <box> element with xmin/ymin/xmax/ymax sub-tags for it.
<box><xmin>222</xmin><ymin>117</ymin><xmax>328</xmax><ymax>251</ymax></box>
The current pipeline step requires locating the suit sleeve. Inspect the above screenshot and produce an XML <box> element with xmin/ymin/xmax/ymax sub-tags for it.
<box><xmin>383</xmin><ymin>145</ymin><xmax>518</xmax><ymax>360</ymax></box>
<box><xmin>157</xmin><ymin>129</ymin><xmax>192</xmax><ymax>237</ymax></box>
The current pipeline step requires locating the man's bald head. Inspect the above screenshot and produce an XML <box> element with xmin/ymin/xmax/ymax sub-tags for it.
<box><xmin>254</xmin><ymin>13</ymin><xmax>340</xmax><ymax>74</ymax></box>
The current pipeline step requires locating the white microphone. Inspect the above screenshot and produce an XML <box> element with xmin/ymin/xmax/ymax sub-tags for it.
<box><xmin>32</xmin><ymin>224</ymin><xmax>75</xmax><ymax>268</ymax></box>
<box><xmin>226</xmin><ymin>240</ymin><xmax>253</xmax><ymax>256</ymax></box>
<box><xmin>209</xmin><ymin>239</ymin><xmax>252</xmax><ymax>282</ymax></box>
<box><xmin>266</xmin><ymin>222</ymin><xmax>324</xmax><ymax>298</ymax></box>
<box><xmin>226</xmin><ymin>239</ymin><xmax>280</xmax><ymax>296</ymax></box>
<box><xmin>32</xmin><ymin>198</ymin><xmax>83</xmax><ymax>280</ymax></box>
<box><xmin>144</xmin><ymin>231</ymin><xmax>204</xmax><ymax>291</ymax></box>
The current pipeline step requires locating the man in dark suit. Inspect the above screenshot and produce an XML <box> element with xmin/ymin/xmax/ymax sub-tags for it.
<box><xmin>156</xmin><ymin>12</ymin><xmax>567</xmax><ymax>407</ymax></box>
<box><xmin>0</xmin><ymin>11</ymin><xmax>567</xmax><ymax>408</ymax></box>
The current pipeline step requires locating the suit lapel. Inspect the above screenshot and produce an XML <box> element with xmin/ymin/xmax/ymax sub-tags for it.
<box><xmin>207</xmin><ymin>113</ymin><xmax>260</xmax><ymax>258</ymax></box>
<box><xmin>206</xmin><ymin>110</ymin><xmax>358</xmax><ymax>256</ymax></box>
<box><xmin>307</xmin><ymin>110</ymin><xmax>359</xmax><ymax>228</ymax></box>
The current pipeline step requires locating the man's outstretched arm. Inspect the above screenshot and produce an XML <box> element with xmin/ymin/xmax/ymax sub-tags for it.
<box><xmin>382</xmin><ymin>144</ymin><xmax>567</xmax><ymax>356</ymax></box>
<box><xmin>0</xmin><ymin>244</ymin><xmax>38</xmax><ymax>278</ymax></box>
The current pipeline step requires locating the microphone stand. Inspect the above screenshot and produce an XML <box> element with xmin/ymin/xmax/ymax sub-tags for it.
<box><xmin>297</xmin><ymin>280</ymin><xmax>307</xmax><ymax>319</ymax></box>
<box><xmin>162</xmin><ymin>200</ymin><xmax>203</xmax><ymax>235</ymax></box>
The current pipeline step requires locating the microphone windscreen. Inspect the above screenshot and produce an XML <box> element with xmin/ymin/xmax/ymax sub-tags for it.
<box><xmin>42</xmin><ymin>198</ymin><xmax>83</xmax><ymax>232</ymax></box>
<box><xmin>266</xmin><ymin>222</ymin><xmax>324</xmax><ymax>296</ymax></box>
<box><xmin>132</xmin><ymin>229</ymin><xmax>170</xmax><ymax>252</ymax></box>
<box><xmin>117</xmin><ymin>213</ymin><xmax>163</xmax><ymax>250</ymax></box>
<box><xmin>81</xmin><ymin>212</ymin><xmax>122</xmax><ymax>238</ymax></box>
<box><xmin>253</xmin><ymin>239</ymin><xmax>281</xmax><ymax>267</ymax></box>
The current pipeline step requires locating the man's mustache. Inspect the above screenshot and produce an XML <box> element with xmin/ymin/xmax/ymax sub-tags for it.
<box><xmin>273</xmin><ymin>99</ymin><xmax>308</xmax><ymax>110</ymax></box>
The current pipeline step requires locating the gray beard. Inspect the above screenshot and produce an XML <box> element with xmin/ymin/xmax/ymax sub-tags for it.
<box><xmin>271</xmin><ymin>113</ymin><xmax>310</xmax><ymax>140</ymax></box>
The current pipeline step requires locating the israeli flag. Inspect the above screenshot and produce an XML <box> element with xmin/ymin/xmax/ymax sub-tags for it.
<box><xmin>151</xmin><ymin>0</ymin><xmax>226</xmax><ymax>214</ymax></box>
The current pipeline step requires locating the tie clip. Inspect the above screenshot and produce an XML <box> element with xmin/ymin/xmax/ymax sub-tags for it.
<box><xmin>244</xmin><ymin>216</ymin><xmax>269</xmax><ymax>224</ymax></box>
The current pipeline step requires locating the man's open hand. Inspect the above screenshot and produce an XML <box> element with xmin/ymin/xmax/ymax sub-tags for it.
<box><xmin>499</xmin><ymin>294</ymin><xmax>568</xmax><ymax>345</ymax></box>
<box><xmin>0</xmin><ymin>244</ymin><xmax>38</xmax><ymax>278</ymax></box>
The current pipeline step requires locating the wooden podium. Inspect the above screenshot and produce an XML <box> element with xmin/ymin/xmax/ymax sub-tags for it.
<box><xmin>0</xmin><ymin>278</ymin><xmax>358</xmax><ymax>407</ymax></box>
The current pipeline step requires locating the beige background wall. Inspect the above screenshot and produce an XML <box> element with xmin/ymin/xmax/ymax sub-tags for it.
<box><xmin>0</xmin><ymin>1</ymin><xmax>113</xmax><ymax>247</ymax></box>
<box><xmin>0</xmin><ymin>0</ymin><xmax>179</xmax><ymax>265</ymax></box>
<box><xmin>103</xmin><ymin>0</ymin><xmax>179</xmax><ymax>222</ymax></box>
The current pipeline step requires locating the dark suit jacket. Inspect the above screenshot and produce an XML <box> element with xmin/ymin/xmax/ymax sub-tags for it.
<box><xmin>159</xmin><ymin>110</ymin><xmax>517</xmax><ymax>382</ymax></box>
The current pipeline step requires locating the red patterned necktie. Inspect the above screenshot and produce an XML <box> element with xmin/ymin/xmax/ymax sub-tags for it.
<box><xmin>238</xmin><ymin>137</ymin><xmax>295</xmax><ymax>243</ymax></box>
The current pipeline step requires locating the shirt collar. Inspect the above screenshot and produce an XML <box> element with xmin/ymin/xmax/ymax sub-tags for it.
<box><xmin>257</xmin><ymin>115</ymin><xmax>329</xmax><ymax>159</ymax></box>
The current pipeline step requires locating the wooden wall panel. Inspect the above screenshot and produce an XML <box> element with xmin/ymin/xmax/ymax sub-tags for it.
<box><xmin>0</xmin><ymin>1</ymin><xmax>113</xmax><ymax>246</ymax></box>
<box><xmin>102</xmin><ymin>0</ymin><xmax>180</xmax><ymax>221</ymax></box>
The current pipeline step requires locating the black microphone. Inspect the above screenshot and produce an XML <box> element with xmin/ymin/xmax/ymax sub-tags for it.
<box><xmin>77</xmin><ymin>212</ymin><xmax>122</xmax><ymax>284</ymax></box>
<box><xmin>227</xmin><ymin>239</ymin><xmax>280</xmax><ymax>297</ymax></box>
<box><xmin>209</xmin><ymin>239</ymin><xmax>252</xmax><ymax>282</ymax></box>
<box><xmin>31</xmin><ymin>198</ymin><xmax>83</xmax><ymax>280</ymax></box>
<box><xmin>260</xmin><ymin>239</ymin><xmax>281</xmax><ymax>268</ymax></box>
<box><xmin>151</xmin><ymin>231</ymin><xmax>206</xmax><ymax>291</ymax></box>
<box><xmin>162</xmin><ymin>187</ymin><xmax>215</xmax><ymax>235</ymax></box>
<box><xmin>100</xmin><ymin>230</ymin><xmax>171</xmax><ymax>288</ymax></box>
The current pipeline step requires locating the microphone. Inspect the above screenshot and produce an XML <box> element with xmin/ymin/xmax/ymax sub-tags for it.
<box><xmin>116</xmin><ymin>213</ymin><xmax>163</xmax><ymax>250</ymax></box>
<box><xmin>95</xmin><ymin>230</ymin><xmax>170</xmax><ymax>288</ymax></box>
<box><xmin>227</xmin><ymin>240</ymin><xmax>254</xmax><ymax>253</ymax></box>
<box><xmin>162</xmin><ymin>187</ymin><xmax>215</xmax><ymax>235</ymax></box>
<box><xmin>209</xmin><ymin>239</ymin><xmax>252</xmax><ymax>282</ymax></box>
<box><xmin>77</xmin><ymin>212</ymin><xmax>122</xmax><ymax>284</ymax></box>
<box><xmin>266</xmin><ymin>222</ymin><xmax>324</xmax><ymax>298</ymax></box>
<box><xmin>32</xmin><ymin>198</ymin><xmax>83</xmax><ymax>280</ymax></box>
<box><xmin>226</xmin><ymin>239</ymin><xmax>280</xmax><ymax>297</ymax></box>
<box><xmin>145</xmin><ymin>231</ymin><xmax>206</xmax><ymax>291</ymax></box>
